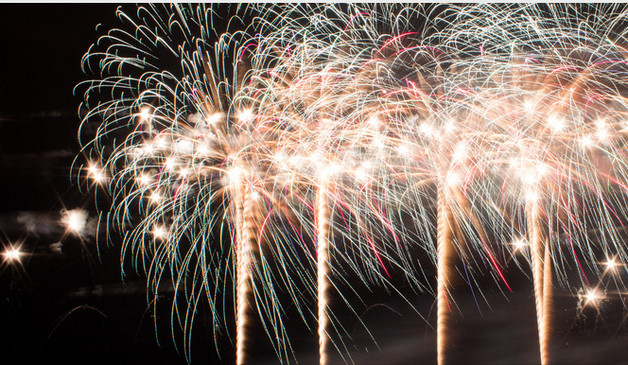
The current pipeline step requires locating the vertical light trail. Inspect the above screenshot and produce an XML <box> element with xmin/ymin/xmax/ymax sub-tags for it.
<box><xmin>542</xmin><ymin>235</ymin><xmax>553</xmax><ymax>365</ymax></box>
<box><xmin>235</xmin><ymin>184</ymin><xmax>255</xmax><ymax>365</ymax></box>
<box><xmin>316</xmin><ymin>180</ymin><xmax>331</xmax><ymax>365</ymax></box>
<box><xmin>527</xmin><ymin>199</ymin><xmax>549</xmax><ymax>365</ymax></box>
<box><xmin>437</xmin><ymin>184</ymin><xmax>454</xmax><ymax>365</ymax></box>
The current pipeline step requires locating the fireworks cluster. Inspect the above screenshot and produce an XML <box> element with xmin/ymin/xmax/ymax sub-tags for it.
<box><xmin>78</xmin><ymin>4</ymin><xmax>628</xmax><ymax>364</ymax></box>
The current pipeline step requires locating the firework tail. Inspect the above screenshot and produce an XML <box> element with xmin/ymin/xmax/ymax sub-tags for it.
<box><xmin>316</xmin><ymin>181</ymin><xmax>331</xmax><ymax>365</ymax></box>
<box><xmin>233</xmin><ymin>184</ymin><xmax>256</xmax><ymax>365</ymax></box>
<box><xmin>437</xmin><ymin>184</ymin><xmax>454</xmax><ymax>365</ymax></box>
<box><xmin>542</xmin><ymin>233</ymin><xmax>552</xmax><ymax>365</ymax></box>
<box><xmin>526</xmin><ymin>199</ymin><xmax>549</xmax><ymax>365</ymax></box>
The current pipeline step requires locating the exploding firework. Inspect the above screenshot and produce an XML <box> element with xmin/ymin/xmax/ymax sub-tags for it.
<box><xmin>77</xmin><ymin>4</ymin><xmax>317</xmax><ymax>363</ymax></box>
<box><xmin>78</xmin><ymin>3</ymin><xmax>628</xmax><ymax>365</ymax></box>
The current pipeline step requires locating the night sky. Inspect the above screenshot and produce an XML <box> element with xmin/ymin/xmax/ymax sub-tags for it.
<box><xmin>0</xmin><ymin>4</ymin><xmax>197</xmax><ymax>365</ymax></box>
<box><xmin>1</xmin><ymin>4</ymin><xmax>628</xmax><ymax>365</ymax></box>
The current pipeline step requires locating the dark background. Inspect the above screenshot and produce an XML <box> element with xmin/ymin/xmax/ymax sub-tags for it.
<box><xmin>0</xmin><ymin>4</ymin><xmax>199</xmax><ymax>365</ymax></box>
<box><xmin>0</xmin><ymin>4</ymin><xmax>627</xmax><ymax>365</ymax></box>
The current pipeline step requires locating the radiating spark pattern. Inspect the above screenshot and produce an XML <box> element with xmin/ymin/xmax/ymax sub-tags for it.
<box><xmin>78</xmin><ymin>3</ymin><xmax>628</xmax><ymax>364</ymax></box>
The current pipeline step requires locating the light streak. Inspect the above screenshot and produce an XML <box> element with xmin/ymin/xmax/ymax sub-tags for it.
<box><xmin>436</xmin><ymin>185</ymin><xmax>455</xmax><ymax>365</ymax></box>
<box><xmin>316</xmin><ymin>180</ymin><xmax>331</xmax><ymax>365</ymax></box>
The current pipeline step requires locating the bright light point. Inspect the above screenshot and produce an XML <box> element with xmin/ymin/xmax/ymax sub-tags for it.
<box><xmin>452</xmin><ymin>143</ymin><xmax>467</xmax><ymax>162</ymax></box>
<box><xmin>355</xmin><ymin>167</ymin><xmax>368</xmax><ymax>181</ymax></box>
<box><xmin>250</xmin><ymin>191</ymin><xmax>261</xmax><ymax>200</ymax></box>
<box><xmin>137</xmin><ymin>174</ymin><xmax>151</xmax><ymax>186</ymax></box>
<box><xmin>150</xmin><ymin>191</ymin><xmax>161</xmax><ymax>203</ymax></box>
<box><xmin>309</xmin><ymin>152</ymin><xmax>322</xmax><ymax>163</ymax></box>
<box><xmin>513</xmin><ymin>239</ymin><xmax>526</xmax><ymax>250</ymax></box>
<box><xmin>605</xmin><ymin>258</ymin><xmax>617</xmax><ymax>272</ymax></box>
<box><xmin>152</xmin><ymin>226</ymin><xmax>167</xmax><ymax>240</ymax></box>
<box><xmin>3</xmin><ymin>247</ymin><xmax>21</xmax><ymax>262</ymax></box>
<box><xmin>537</xmin><ymin>164</ymin><xmax>548</xmax><ymax>177</ymax></box>
<box><xmin>524</xmin><ymin>101</ymin><xmax>534</xmax><ymax>112</ymax></box>
<box><xmin>179</xmin><ymin>168</ymin><xmax>189</xmax><ymax>177</ymax></box>
<box><xmin>164</xmin><ymin>158</ymin><xmax>176</xmax><ymax>171</ymax></box>
<box><xmin>580</xmin><ymin>135</ymin><xmax>593</xmax><ymax>148</ymax></box>
<box><xmin>321</xmin><ymin>164</ymin><xmax>340</xmax><ymax>178</ymax></box>
<box><xmin>238</xmin><ymin>109</ymin><xmax>254</xmax><ymax>122</ymax></box>
<box><xmin>174</xmin><ymin>140</ymin><xmax>194</xmax><ymax>154</ymax></box>
<box><xmin>155</xmin><ymin>136</ymin><xmax>167</xmax><ymax>149</ymax></box>
<box><xmin>444</xmin><ymin>121</ymin><xmax>456</xmax><ymax>133</ymax></box>
<box><xmin>372</xmin><ymin>136</ymin><xmax>384</xmax><ymax>149</ymax></box>
<box><xmin>197</xmin><ymin>144</ymin><xmax>209</xmax><ymax>155</ymax></box>
<box><xmin>584</xmin><ymin>288</ymin><xmax>601</xmax><ymax>305</ymax></box>
<box><xmin>88</xmin><ymin>164</ymin><xmax>105</xmax><ymax>183</ymax></box>
<box><xmin>275</xmin><ymin>152</ymin><xmax>287</xmax><ymax>162</ymax></box>
<box><xmin>397</xmin><ymin>143</ymin><xmax>410</xmax><ymax>155</ymax></box>
<box><xmin>525</xmin><ymin>190</ymin><xmax>538</xmax><ymax>202</ymax></box>
<box><xmin>368</xmin><ymin>116</ymin><xmax>380</xmax><ymax>128</ymax></box>
<box><xmin>62</xmin><ymin>209</ymin><xmax>88</xmax><ymax>234</ymax></box>
<box><xmin>353</xmin><ymin>161</ymin><xmax>373</xmax><ymax>181</ymax></box>
<box><xmin>419</xmin><ymin>123</ymin><xmax>434</xmax><ymax>137</ymax></box>
<box><xmin>227</xmin><ymin>166</ymin><xmax>244</xmax><ymax>185</ymax></box>
<box><xmin>446</xmin><ymin>171</ymin><xmax>461</xmax><ymax>186</ymax></box>
<box><xmin>520</xmin><ymin>164</ymin><xmax>546</xmax><ymax>185</ymax></box>
<box><xmin>139</xmin><ymin>106</ymin><xmax>152</xmax><ymax>122</ymax></box>
<box><xmin>207</xmin><ymin>113</ymin><xmax>222</xmax><ymax>125</ymax></box>
<box><xmin>288</xmin><ymin>155</ymin><xmax>300</xmax><ymax>167</ymax></box>
<box><xmin>547</xmin><ymin>115</ymin><xmax>564</xmax><ymax>132</ymax></box>
<box><xmin>596</xmin><ymin>127</ymin><xmax>608</xmax><ymax>141</ymax></box>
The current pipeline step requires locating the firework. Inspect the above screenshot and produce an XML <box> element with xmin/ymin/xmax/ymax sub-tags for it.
<box><xmin>77</xmin><ymin>4</ymin><xmax>311</xmax><ymax>362</ymax></box>
<box><xmin>78</xmin><ymin>3</ymin><xmax>628</xmax><ymax>364</ymax></box>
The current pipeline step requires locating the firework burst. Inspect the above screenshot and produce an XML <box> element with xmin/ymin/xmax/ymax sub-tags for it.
<box><xmin>78</xmin><ymin>3</ymin><xmax>628</xmax><ymax>364</ymax></box>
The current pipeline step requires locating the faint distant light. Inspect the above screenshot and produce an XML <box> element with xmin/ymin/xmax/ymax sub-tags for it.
<box><xmin>3</xmin><ymin>247</ymin><xmax>22</xmax><ymax>262</ymax></box>
<box><xmin>63</xmin><ymin>209</ymin><xmax>88</xmax><ymax>235</ymax></box>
